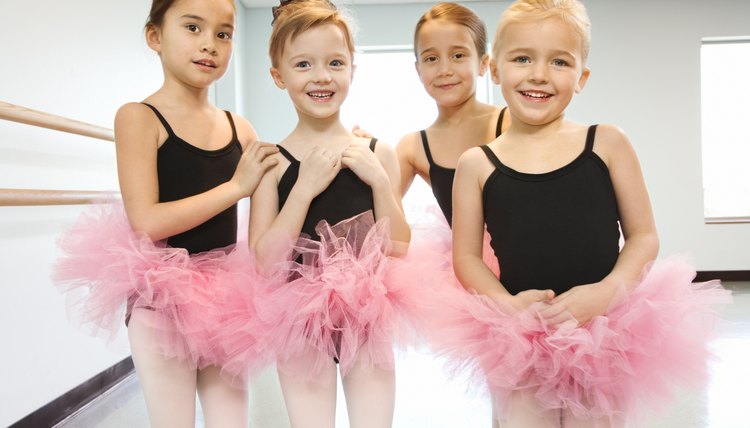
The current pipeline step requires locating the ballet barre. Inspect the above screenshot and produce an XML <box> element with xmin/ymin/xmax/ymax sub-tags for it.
<box><xmin>0</xmin><ymin>189</ymin><xmax>118</xmax><ymax>206</ymax></box>
<box><xmin>0</xmin><ymin>101</ymin><xmax>114</xmax><ymax>142</ymax></box>
<box><xmin>0</xmin><ymin>101</ymin><xmax>118</xmax><ymax>206</ymax></box>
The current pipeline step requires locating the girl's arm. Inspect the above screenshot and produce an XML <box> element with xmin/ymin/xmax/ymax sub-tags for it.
<box><xmin>373</xmin><ymin>142</ymin><xmax>410</xmax><ymax>245</ymax></box>
<box><xmin>342</xmin><ymin>141</ymin><xmax>410</xmax><ymax>247</ymax></box>
<box><xmin>548</xmin><ymin>124</ymin><xmax>659</xmax><ymax>325</ymax></box>
<box><xmin>453</xmin><ymin>148</ymin><xmax>554</xmax><ymax>310</ymax></box>
<box><xmin>115</xmin><ymin>103</ymin><xmax>274</xmax><ymax>241</ymax></box>
<box><xmin>395</xmin><ymin>133</ymin><xmax>422</xmax><ymax>197</ymax></box>
<box><xmin>601</xmin><ymin>124</ymin><xmax>659</xmax><ymax>285</ymax></box>
<box><xmin>249</xmin><ymin>147</ymin><xmax>341</xmax><ymax>267</ymax></box>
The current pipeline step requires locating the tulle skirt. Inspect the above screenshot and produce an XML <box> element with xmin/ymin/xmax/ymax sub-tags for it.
<box><xmin>424</xmin><ymin>257</ymin><xmax>731</xmax><ymax>424</ymax></box>
<box><xmin>409</xmin><ymin>209</ymin><xmax>499</xmax><ymax>285</ymax></box>
<box><xmin>219</xmin><ymin>211</ymin><xmax>426</xmax><ymax>383</ymax></box>
<box><xmin>52</xmin><ymin>202</ymin><xmax>266</xmax><ymax>371</ymax></box>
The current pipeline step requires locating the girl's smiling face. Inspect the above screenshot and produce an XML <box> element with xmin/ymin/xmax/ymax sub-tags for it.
<box><xmin>415</xmin><ymin>20</ymin><xmax>488</xmax><ymax>108</ymax></box>
<box><xmin>492</xmin><ymin>17</ymin><xmax>589</xmax><ymax>126</ymax></box>
<box><xmin>147</xmin><ymin>0</ymin><xmax>236</xmax><ymax>90</ymax></box>
<box><xmin>271</xmin><ymin>23</ymin><xmax>355</xmax><ymax>121</ymax></box>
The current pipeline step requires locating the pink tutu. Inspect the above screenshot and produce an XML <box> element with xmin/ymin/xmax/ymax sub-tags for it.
<box><xmin>425</xmin><ymin>257</ymin><xmax>730</xmax><ymax>423</ymax></box>
<box><xmin>409</xmin><ymin>206</ymin><xmax>499</xmax><ymax>284</ymax></box>
<box><xmin>220</xmin><ymin>211</ymin><xmax>425</xmax><ymax>382</ymax></box>
<box><xmin>52</xmin><ymin>202</ymin><xmax>267</xmax><ymax>371</ymax></box>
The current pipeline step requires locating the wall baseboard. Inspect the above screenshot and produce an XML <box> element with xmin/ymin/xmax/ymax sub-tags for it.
<box><xmin>695</xmin><ymin>270</ymin><xmax>750</xmax><ymax>283</ymax></box>
<box><xmin>10</xmin><ymin>357</ymin><xmax>134</xmax><ymax>428</ymax></box>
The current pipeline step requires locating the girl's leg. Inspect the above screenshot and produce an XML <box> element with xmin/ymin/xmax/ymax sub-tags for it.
<box><xmin>500</xmin><ymin>391</ymin><xmax>561</xmax><ymax>428</ymax></box>
<box><xmin>128</xmin><ymin>308</ymin><xmax>197</xmax><ymax>428</ymax></box>
<box><xmin>197</xmin><ymin>365</ymin><xmax>249</xmax><ymax>428</ymax></box>
<box><xmin>277</xmin><ymin>345</ymin><xmax>338</xmax><ymax>428</ymax></box>
<box><xmin>491</xmin><ymin>402</ymin><xmax>500</xmax><ymax>428</ymax></box>
<box><xmin>562</xmin><ymin>410</ymin><xmax>625</xmax><ymax>428</ymax></box>
<box><xmin>341</xmin><ymin>350</ymin><xmax>396</xmax><ymax>428</ymax></box>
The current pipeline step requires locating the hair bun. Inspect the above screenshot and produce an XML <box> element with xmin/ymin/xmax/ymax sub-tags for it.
<box><xmin>272</xmin><ymin>0</ymin><xmax>295</xmax><ymax>25</ymax></box>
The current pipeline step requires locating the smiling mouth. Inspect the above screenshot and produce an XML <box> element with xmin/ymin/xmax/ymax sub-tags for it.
<box><xmin>521</xmin><ymin>91</ymin><xmax>552</xmax><ymax>99</ymax></box>
<box><xmin>308</xmin><ymin>91</ymin><xmax>334</xmax><ymax>100</ymax></box>
<box><xmin>193</xmin><ymin>60</ymin><xmax>217</xmax><ymax>68</ymax></box>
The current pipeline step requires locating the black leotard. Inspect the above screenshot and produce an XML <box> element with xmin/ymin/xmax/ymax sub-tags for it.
<box><xmin>143</xmin><ymin>103</ymin><xmax>242</xmax><ymax>254</ymax></box>
<box><xmin>276</xmin><ymin>139</ymin><xmax>378</xmax><ymax>240</ymax></box>
<box><xmin>481</xmin><ymin>125</ymin><xmax>620</xmax><ymax>296</ymax></box>
<box><xmin>421</xmin><ymin>107</ymin><xmax>506</xmax><ymax>225</ymax></box>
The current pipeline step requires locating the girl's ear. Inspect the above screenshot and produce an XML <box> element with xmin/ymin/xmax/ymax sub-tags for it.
<box><xmin>270</xmin><ymin>67</ymin><xmax>286</xmax><ymax>89</ymax></box>
<box><xmin>489</xmin><ymin>59</ymin><xmax>501</xmax><ymax>85</ymax></box>
<box><xmin>478</xmin><ymin>53</ymin><xmax>490</xmax><ymax>77</ymax></box>
<box><xmin>575</xmin><ymin>67</ymin><xmax>591</xmax><ymax>93</ymax></box>
<box><xmin>145</xmin><ymin>25</ymin><xmax>162</xmax><ymax>54</ymax></box>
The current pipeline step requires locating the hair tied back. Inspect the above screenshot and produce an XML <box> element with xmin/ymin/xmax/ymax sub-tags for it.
<box><xmin>272</xmin><ymin>0</ymin><xmax>296</xmax><ymax>25</ymax></box>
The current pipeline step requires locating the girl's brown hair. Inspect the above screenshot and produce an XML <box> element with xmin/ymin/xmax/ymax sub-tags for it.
<box><xmin>414</xmin><ymin>2</ymin><xmax>488</xmax><ymax>58</ymax></box>
<box><xmin>145</xmin><ymin>0</ymin><xmax>235</xmax><ymax>29</ymax></box>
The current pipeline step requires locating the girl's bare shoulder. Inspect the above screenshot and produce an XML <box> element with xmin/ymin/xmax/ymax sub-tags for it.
<box><xmin>114</xmin><ymin>102</ymin><xmax>161</xmax><ymax>147</ymax></box>
<box><xmin>457</xmin><ymin>145</ymin><xmax>493</xmax><ymax>170</ymax></box>
<box><xmin>591</xmin><ymin>123</ymin><xmax>635</xmax><ymax>164</ymax></box>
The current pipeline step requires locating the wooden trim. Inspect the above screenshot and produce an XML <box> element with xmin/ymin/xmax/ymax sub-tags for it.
<box><xmin>0</xmin><ymin>189</ymin><xmax>118</xmax><ymax>206</ymax></box>
<box><xmin>705</xmin><ymin>216</ymin><xmax>750</xmax><ymax>224</ymax></box>
<box><xmin>695</xmin><ymin>270</ymin><xmax>750</xmax><ymax>282</ymax></box>
<box><xmin>9</xmin><ymin>357</ymin><xmax>134</xmax><ymax>428</ymax></box>
<box><xmin>0</xmin><ymin>101</ymin><xmax>114</xmax><ymax>142</ymax></box>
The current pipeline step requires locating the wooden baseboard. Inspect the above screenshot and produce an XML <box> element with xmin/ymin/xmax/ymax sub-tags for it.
<box><xmin>9</xmin><ymin>357</ymin><xmax>134</xmax><ymax>428</ymax></box>
<box><xmin>695</xmin><ymin>270</ymin><xmax>750</xmax><ymax>282</ymax></box>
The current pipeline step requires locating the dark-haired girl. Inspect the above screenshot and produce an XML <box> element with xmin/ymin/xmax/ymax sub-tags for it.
<box><xmin>53</xmin><ymin>1</ymin><xmax>277</xmax><ymax>426</ymax></box>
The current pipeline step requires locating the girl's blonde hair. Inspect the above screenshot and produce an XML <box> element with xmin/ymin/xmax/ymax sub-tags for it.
<box><xmin>414</xmin><ymin>2</ymin><xmax>488</xmax><ymax>58</ymax></box>
<box><xmin>269</xmin><ymin>0</ymin><xmax>356</xmax><ymax>68</ymax></box>
<box><xmin>493</xmin><ymin>0</ymin><xmax>591</xmax><ymax>63</ymax></box>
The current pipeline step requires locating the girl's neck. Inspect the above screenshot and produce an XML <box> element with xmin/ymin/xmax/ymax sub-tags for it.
<box><xmin>287</xmin><ymin>111</ymin><xmax>351</xmax><ymax>145</ymax></box>
<box><xmin>154</xmin><ymin>78</ymin><xmax>213</xmax><ymax>111</ymax></box>
<box><xmin>434</xmin><ymin>96</ymin><xmax>491</xmax><ymax>126</ymax></box>
<box><xmin>506</xmin><ymin>112</ymin><xmax>567</xmax><ymax>141</ymax></box>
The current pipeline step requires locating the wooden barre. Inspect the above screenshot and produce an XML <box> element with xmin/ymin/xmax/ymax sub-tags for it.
<box><xmin>0</xmin><ymin>189</ymin><xmax>119</xmax><ymax>206</ymax></box>
<box><xmin>0</xmin><ymin>101</ymin><xmax>114</xmax><ymax>142</ymax></box>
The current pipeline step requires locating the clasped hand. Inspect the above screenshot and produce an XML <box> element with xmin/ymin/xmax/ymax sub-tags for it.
<box><xmin>297</xmin><ymin>146</ymin><xmax>342</xmax><ymax>199</ymax></box>
<box><xmin>491</xmin><ymin>282</ymin><xmax>615</xmax><ymax>328</ymax></box>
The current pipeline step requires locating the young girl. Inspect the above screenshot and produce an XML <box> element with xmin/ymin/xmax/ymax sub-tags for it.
<box><xmin>397</xmin><ymin>2</ymin><xmax>509</xmax><ymax>227</ymax></box>
<box><xmin>219</xmin><ymin>1</ymin><xmax>414</xmax><ymax>427</ymax></box>
<box><xmin>396</xmin><ymin>4</ymin><xmax>509</xmax><ymax>425</ymax></box>
<box><xmin>430</xmin><ymin>0</ymin><xmax>731</xmax><ymax>427</ymax></box>
<box><xmin>53</xmin><ymin>0</ymin><xmax>277</xmax><ymax>426</ymax></box>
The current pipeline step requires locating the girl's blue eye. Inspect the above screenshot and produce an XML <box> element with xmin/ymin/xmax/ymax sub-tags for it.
<box><xmin>552</xmin><ymin>59</ymin><xmax>569</xmax><ymax>67</ymax></box>
<box><xmin>514</xmin><ymin>56</ymin><xmax>531</xmax><ymax>63</ymax></box>
<box><xmin>295</xmin><ymin>61</ymin><xmax>310</xmax><ymax>68</ymax></box>
<box><xmin>331</xmin><ymin>59</ymin><xmax>344</xmax><ymax>67</ymax></box>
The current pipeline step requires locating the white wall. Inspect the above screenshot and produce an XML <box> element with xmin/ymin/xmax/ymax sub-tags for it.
<box><xmin>241</xmin><ymin>0</ymin><xmax>750</xmax><ymax>271</ymax></box>
<box><xmin>1</xmin><ymin>1</ymin><xmax>154</xmax><ymax>425</ymax></box>
<box><xmin>0</xmin><ymin>0</ymin><xmax>248</xmax><ymax>423</ymax></box>
<box><xmin>576</xmin><ymin>0</ymin><xmax>750</xmax><ymax>270</ymax></box>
